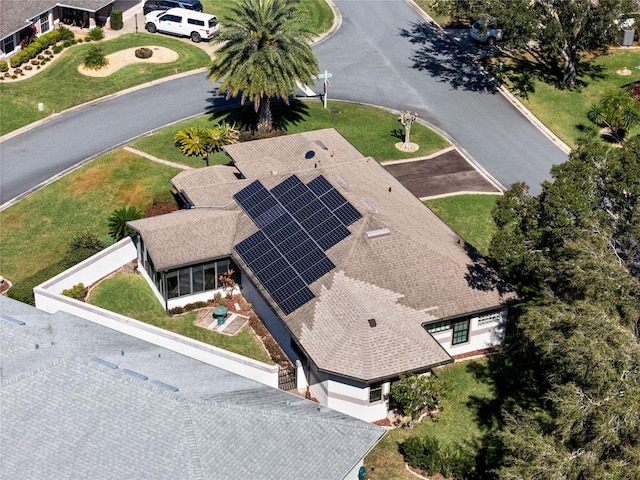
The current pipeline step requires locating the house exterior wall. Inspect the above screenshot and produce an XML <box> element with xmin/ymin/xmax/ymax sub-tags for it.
<box><xmin>1</xmin><ymin>8</ymin><xmax>57</xmax><ymax>59</ymax></box>
<box><xmin>309</xmin><ymin>366</ymin><xmax>391</xmax><ymax>422</ymax></box>
<box><xmin>429</xmin><ymin>308</ymin><xmax>507</xmax><ymax>356</ymax></box>
<box><xmin>240</xmin><ymin>271</ymin><xmax>305</xmax><ymax>364</ymax></box>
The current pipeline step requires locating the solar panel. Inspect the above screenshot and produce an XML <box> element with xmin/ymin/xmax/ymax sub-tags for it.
<box><xmin>234</xmin><ymin>174</ymin><xmax>361</xmax><ymax>315</ymax></box>
<box><xmin>308</xmin><ymin>175</ymin><xmax>333</xmax><ymax>196</ymax></box>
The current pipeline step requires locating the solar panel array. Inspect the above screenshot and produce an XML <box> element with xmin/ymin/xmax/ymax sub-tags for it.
<box><xmin>233</xmin><ymin>175</ymin><xmax>362</xmax><ymax>315</ymax></box>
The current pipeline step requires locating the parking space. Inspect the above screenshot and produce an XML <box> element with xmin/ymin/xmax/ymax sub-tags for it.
<box><xmin>383</xmin><ymin>147</ymin><xmax>502</xmax><ymax>199</ymax></box>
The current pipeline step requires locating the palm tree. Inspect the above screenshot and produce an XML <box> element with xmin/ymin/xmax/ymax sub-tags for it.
<box><xmin>108</xmin><ymin>206</ymin><xmax>144</xmax><ymax>241</ymax></box>
<box><xmin>587</xmin><ymin>89</ymin><xmax>640</xmax><ymax>144</ymax></box>
<box><xmin>208</xmin><ymin>0</ymin><xmax>318</xmax><ymax>133</ymax></box>
<box><xmin>174</xmin><ymin>127</ymin><xmax>215</xmax><ymax>165</ymax></box>
<box><xmin>174</xmin><ymin>123</ymin><xmax>239</xmax><ymax>165</ymax></box>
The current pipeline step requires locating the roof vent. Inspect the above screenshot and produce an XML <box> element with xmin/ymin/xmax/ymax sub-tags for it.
<box><xmin>91</xmin><ymin>358</ymin><xmax>118</xmax><ymax>369</ymax></box>
<box><xmin>335</xmin><ymin>174</ymin><xmax>350</xmax><ymax>187</ymax></box>
<box><xmin>305</xmin><ymin>150</ymin><xmax>316</xmax><ymax>159</ymax></box>
<box><xmin>122</xmin><ymin>369</ymin><xmax>149</xmax><ymax>381</ymax></box>
<box><xmin>314</xmin><ymin>140</ymin><xmax>328</xmax><ymax>150</ymax></box>
<box><xmin>366</xmin><ymin>228</ymin><xmax>391</xmax><ymax>239</ymax></box>
<box><xmin>368</xmin><ymin>318</ymin><xmax>377</xmax><ymax>328</ymax></box>
<box><xmin>151</xmin><ymin>380</ymin><xmax>179</xmax><ymax>392</ymax></box>
<box><xmin>1</xmin><ymin>314</ymin><xmax>26</xmax><ymax>326</ymax></box>
<box><xmin>361</xmin><ymin>199</ymin><xmax>378</xmax><ymax>214</ymax></box>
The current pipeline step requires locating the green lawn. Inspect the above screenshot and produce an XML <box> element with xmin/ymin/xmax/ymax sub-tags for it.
<box><xmin>88</xmin><ymin>272</ymin><xmax>272</xmax><ymax>363</ymax></box>
<box><xmin>0</xmin><ymin>34</ymin><xmax>211</xmax><ymax>135</ymax></box>
<box><xmin>202</xmin><ymin>0</ymin><xmax>334</xmax><ymax>34</ymax></box>
<box><xmin>425</xmin><ymin>194</ymin><xmax>497</xmax><ymax>256</ymax></box>
<box><xmin>0</xmin><ymin>149</ymin><xmax>180</xmax><ymax>286</ymax></box>
<box><xmin>490</xmin><ymin>50</ymin><xmax>640</xmax><ymax>148</ymax></box>
<box><xmin>130</xmin><ymin>100</ymin><xmax>450</xmax><ymax>166</ymax></box>
<box><xmin>365</xmin><ymin>359</ymin><xmax>498</xmax><ymax>480</ymax></box>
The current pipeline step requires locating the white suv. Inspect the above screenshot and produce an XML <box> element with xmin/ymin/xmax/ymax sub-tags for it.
<box><xmin>145</xmin><ymin>8</ymin><xmax>219</xmax><ymax>43</ymax></box>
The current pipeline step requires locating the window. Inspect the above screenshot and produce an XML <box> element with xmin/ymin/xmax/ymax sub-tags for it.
<box><xmin>478</xmin><ymin>310</ymin><xmax>501</xmax><ymax>326</ymax></box>
<box><xmin>160</xmin><ymin>259</ymin><xmax>238</xmax><ymax>299</ymax></box>
<box><xmin>188</xmin><ymin>18</ymin><xmax>204</xmax><ymax>26</ymax></box>
<box><xmin>425</xmin><ymin>320</ymin><xmax>451</xmax><ymax>333</ymax></box>
<box><xmin>452</xmin><ymin>319</ymin><xmax>470</xmax><ymax>345</ymax></box>
<box><xmin>369</xmin><ymin>384</ymin><xmax>382</xmax><ymax>403</ymax></box>
<box><xmin>40</xmin><ymin>13</ymin><xmax>50</xmax><ymax>33</ymax></box>
<box><xmin>2</xmin><ymin>36</ymin><xmax>15</xmax><ymax>55</ymax></box>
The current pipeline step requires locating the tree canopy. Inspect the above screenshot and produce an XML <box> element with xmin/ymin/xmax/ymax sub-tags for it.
<box><xmin>208</xmin><ymin>0</ymin><xmax>318</xmax><ymax>133</ymax></box>
<box><xmin>487</xmin><ymin>137</ymin><xmax>640</xmax><ymax>478</ymax></box>
<box><xmin>434</xmin><ymin>0</ymin><xmax>637</xmax><ymax>88</ymax></box>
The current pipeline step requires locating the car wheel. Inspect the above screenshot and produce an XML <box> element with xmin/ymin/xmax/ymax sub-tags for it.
<box><xmin>146</xmin><ymin>22</ymin><xmax>157</xmax><ymax>33</ymax></box>
<box><xmin>486</xmin><ymin>36</ymin><xmax>495</xmax><ymax>46</ymax></box>
<box><xmin>190</xmin><ymin>31</ymin><xmax>202</xmax><ymax>43</ymax></box>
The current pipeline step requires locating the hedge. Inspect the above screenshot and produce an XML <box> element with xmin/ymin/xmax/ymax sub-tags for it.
<box><xmin>9</xmin><ymin>26</ymin><xmax>74</xmax><ymax>68</ymax></box>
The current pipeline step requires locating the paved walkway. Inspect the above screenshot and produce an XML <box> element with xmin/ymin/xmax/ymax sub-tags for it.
<box><xmin>123</xmin><ymin>146</ymin><xmax>192</xmax><ymax>169</ymax></box>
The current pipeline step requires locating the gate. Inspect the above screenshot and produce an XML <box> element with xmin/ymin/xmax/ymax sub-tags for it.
<box><xmin>278</xmin><ymin>365</ymin><xmax>296</xmax><ymax>391</ymax></box>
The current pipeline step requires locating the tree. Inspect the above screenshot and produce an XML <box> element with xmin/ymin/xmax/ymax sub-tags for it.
<box><xmin>390</xmin><ymin>373</ymin><xmax>443</xmax><ymax>428</ymax></box>
<box><xmin>108</xmin><ymin>206</ymin><xmax>143</xmax><ymax>241</ymax></box>
<box><xmin>490</xmin><ymin>137</ymin><xmax>640</xmax><ymax>318</ymax></box>
<box><xmin>174</xmin><ymin>123</ymin><xmax>239</xmax><ymax>165</ymax></box>
<box><xmin>208</xmin><ymin>0</ymin><xmax>318</xmax><ymax>133</ymax></box>
<box><xmin>434</xmin><ymin>0</ymin><xmax>636</xmax><ymax>88</ymax></box>
<box><xmin>587</xmin><ymin>89</ymin><xmax>640</xmax><ymax>144</ymax></box>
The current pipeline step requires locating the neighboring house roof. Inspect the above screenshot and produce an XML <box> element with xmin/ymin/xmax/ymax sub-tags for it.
<box><xmin>132</xmin><ymin>128</ymin><xmax>515</xmax><ymax>382</ymax></box>
<box><xmin>0</xmin><ymin>296</ymin><xmax>385</xmax><ymax>480</ymax></box>
<box><xmin>1</xmin><ymin>0</ymin><xmax>113</xmax><ymax>39</ymax></box>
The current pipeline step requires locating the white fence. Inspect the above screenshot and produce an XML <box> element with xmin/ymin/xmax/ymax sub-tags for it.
<box><xmin>34</xmin><ymin>238</ymin><xmax>279</xmax><ymax>388</ymax></box>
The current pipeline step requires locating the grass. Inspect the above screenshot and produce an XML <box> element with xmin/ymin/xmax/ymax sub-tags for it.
<box><xmin>0</xmin><ymin>149</ymin><xmax>180</xmax><ymax>285</ymax></box>
<box><xmin>0</xmin><ymin>33</ymin><xmax>211</xmax><ymax>136</ymax></box>
<box><xmin>365</xmin><ymin>359</ymin><xmax>498</xmax><ymax>480</ymax></box>
<box><xmin>490</xmin><ymin>49</ymin><xmax>640</xmax><ymax>149</ymax></box>
<box><xmin>425</xmin><ymin>194</ymin><xmax>497</xmax><ymax>256</ymax></box>
<box><xmin>130</xmin><ymin>100</ymin><xmax>450</xmax><ymax>166</ymax></box>
<box><xmin>88</xmin><ymin>272</ymin><xmax>273</xmax><ymax>363</ymax></box>
<box><xmin>202</xmin><ymin>0</ymin><xmax>334</xmax><ymax>34</ymax></box>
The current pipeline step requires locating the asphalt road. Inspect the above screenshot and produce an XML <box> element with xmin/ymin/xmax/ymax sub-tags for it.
<box><xmin>0</xmin><ymin>0</ymin><xmax>568</xmax><ymax>206</ymax></box>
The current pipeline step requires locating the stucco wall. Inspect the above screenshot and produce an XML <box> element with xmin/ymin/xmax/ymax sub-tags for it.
<box><xmin>431</xmin><ymin>308</ymin><xmax>507</xmax><ymax>355</ymax></box>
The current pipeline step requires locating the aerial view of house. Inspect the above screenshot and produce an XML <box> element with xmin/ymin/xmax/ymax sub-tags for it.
<box><xmin>128</xmin><ymin>128</ymin><xmax>515</xmax><ymax>422</ymax></box>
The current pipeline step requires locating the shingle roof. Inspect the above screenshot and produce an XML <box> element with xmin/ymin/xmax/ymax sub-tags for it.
<box><xmin>133</xmin><ymin>129</ymin><xmax>515</xmax><ymax>381</ymax></box>
<box><xmin>1</xmin><ymin>1</ymin><xmax>113</xmax><ymax>39</ymax></box>
<box><xmin>128</xmin><ymin>208</ymin><xmax>242</xmax><ymax>271</ymax></box>
<box><xmin>1</xmin><ymin>296</ymin><xmax>385</xmax><ymax>480</ymax></box>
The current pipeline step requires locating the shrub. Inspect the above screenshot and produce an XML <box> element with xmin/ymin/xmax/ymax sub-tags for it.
<box><xmin>110</xmin><ymin>10</ymin><xmax>124</xmax><ymax>30</ymax></box>
<box><xmin>135</xmin><ymin>47</ymin><xmax>153</xmax><ymax>59</ymax></box>
<box><xmin>62</xmin><ymin>39</ymin><xmax>74</xmax><ymax>48</ymax></box>
<box><xmin>57</xmin><ymin>25</ymin><xmax>75</xmax><ymax>42</ymax></box>
<box><xmin>24</xmin><ymin>65</ymin><xmax>32</xmax><ymax>71</ymax></box>
<box><xmin>83</xmin><ymin>46</ymin><xmax>109</xmax><ymax>70</ymax></box>
<box><xmin>62</xmin><ymin>283</ymin><xmax>88</xmax><ymax>301</ymax></box>
<box><xmin>44</xmin><ymin>49</ymin><xmax>51</xmax><ymax>55</ymax></box>
<box><xmin>10</xmin><ymin>55</ymin><xmax>23</xmax><ymax>68</ymax></box>
<box><xmin>0</xmin><ymin>60</ymin><xmax>7</xmax><ymax>72</ymax></box>
<box><xmin>68</xmin><ymin>231</ymin><xmax>106</xmax><ymax>253</ymax></box>
<box><xmin>84</xmin><ymin>37</ymin><xmax>92</xmax><ymax>42</ymax></box>
<box><xmin>87</xmin><ymin>26</ymin><xmax>104</xmax><ymax>41</ymax></box>
<box><xmin>632</xmin><ymin>82</ymin><xmax>640</xmax><ymax>102</ymax></box>
<box><xmin>14</xmin><ymin>68</ymin><xmax>22</xmax><ymax>75</ymax></box>
<box><xmin>184</xmin><ymin>301</ymin><xmax>208</xmax><ymax>311</ymax></box>
<box><xmin>400</xmin><ymin>436</ymin><xmax>474</xmax><ymax>479</ymax></box>
<box><xmin>168</xmin><ymin>306</ymin><xmax>184</xmax><ymax>315</ymax></box>
<box><xmin>31</xmin><ymin>59</ymin><xmax>39</xmax><ymax>65</ymax></box>
<box><xmin>52</xmin><ymin>45</ymin><xmax>62</xmax><ymax>54</ymax></box>
<box><xmin>108</xmin><ymin>205</ymin><xmax>143</xmax><ymax>240</ymax></box>
<box><xmin>390</xmin><ymin>373</ymin><xmax>443</xmax><ymax>423</ymax></box>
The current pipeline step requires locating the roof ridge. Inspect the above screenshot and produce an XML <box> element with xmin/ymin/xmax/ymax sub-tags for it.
<box><xmin>180</xmin><ymin>402</ymin><xmax>205</xmax><ymax>480</ymax></box>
